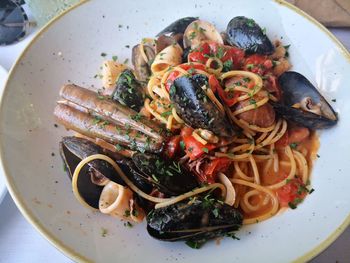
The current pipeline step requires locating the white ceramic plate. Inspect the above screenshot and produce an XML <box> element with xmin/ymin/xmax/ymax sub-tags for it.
<box><xmin>0</xmin><ymin>65</ymin><xmax>7</xmax><ymax>204</ymax></box>
<box><xmin>1</xmin><ymin>0</ymin><xmax>350</xmax><ymax>262</ymax></box>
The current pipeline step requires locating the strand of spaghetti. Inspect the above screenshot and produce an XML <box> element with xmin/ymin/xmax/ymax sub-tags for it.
<box><xmin>267</xmin><ymin>146</ymin><xmax>296</xmax><ymax>189</ymax></box>
<box><xmin>220</xmin><ymin>71</ymin><xmax>263</xmax><ymax>88</ymax></box>
<box><xmin>268</xmin><ymin>120</ymin><xmax>288</xmax><ymax>145</ymax></box>
<box><xmin>234</xmin><ymin>161</ymin><xmax>254</xmax><ymax>181</ymax></box>
<box><xmin>293</xmin><ymin>149</ymin><xmax>309</xmax><ymax>184</ymax></box>
<box><xmin>230</xmin><ymin>143</ymin><xmax>252</xmax><ymax>153</ymax></box>
<box><xmin>172</xmin><ymin>108</ymin><xmax>184</xmax><ymax>123</ymax></box>
<box><xmin>73</xmin><ymin>154</ymin><xmax>171</xmax><ymax>204</ymax></box>
<box><xmin>144</xmin><ymin>99</ymin><xmax>168</xmax><ymax>124</ymax></box>
<box><xmin>155</xmin><ymin>183</ymin><xmax>226</xmax><ymax>209</ymax></box>
<box><xmin>206</xmin><ymin>57</ymin><xmax>223</xmax><ymax>75</ymax></box>
<box><xmin>272</xmin><ymin>143</ymin><xmax>279</xmax><ymax>173</ymax></box>
<box><xmin>242</xmin><ymin>190</ymin><xmax>263</xmax><ymax>212</ymax></box>
<box><xmin>256</xmin><ymin>132</ymin><xmax>269</xmax><ymax>144</ymax></box>
<box><xmin>215</xmin><ymin>151</ymin><xmax>251</xmax><ymax>161</ymax></box>
<box><xmin>147</xmin><ymin>77</ymin><xmax>158</xmax><ymax>100</ymax></box>
<box><xmin>236</xmin><ymin>87</ymin><xmax>263</xmax><ymax>101</ymax></box>
<box><xmin>230</xmin><ymin>179</ymin><xmax>279</xmax><ymax>225</ymax></box>
<box><xmin>253</xmin><ymin>154</ymin><xmax>273</xmax><ymax>161</ymax></box>
<box><xmin>249</xmin><ymin>155</ymin><xmax>260</xmax><ymax>184</ymax></box>
<box><xmin>232</xmin><ymin>137</ymin><xmax>250</xmax><ymax>144</ymax></box>
<box><xmin>238</xmin><ymin>118</ymin><xmax>275</xmax><ymax>133</ymax></box>
<box><xmin>205</xmin><ymin>87</ymin><xmax>225</xmax><ymax>113</ymax></box>
<box><xmin>232</xmin><ymin>96</ymin><xmax>269</xmax><ymax>116</ymax></box>
<box><xmin>192</xmin><ymin>129</ymin><xmax>208</xmax><ymax>145</ymax></box>
<box><xmin>139</xmin><ymin>43</ymin><xmax>149</xmax><ymax>63</ymax></box>
<box><xmin>263</xmin><ymin>158</ymin><xmax>273</xmax><ymax>175</ymax></box>
<box><xmin>229</xmin><ymin>113</ymin><xmax>256</xmax><ymax>137</ymax></box>
<box><xmin>255</xmin><ymin>119</ymin><xmax>283</xmax><ymax>149</ymax></box>
<box><xmin>166</xmin><ymin>115</ymin><xmax>174</xmax><ymax>130</ymax></box>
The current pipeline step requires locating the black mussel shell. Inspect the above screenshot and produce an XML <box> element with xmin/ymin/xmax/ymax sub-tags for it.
<box><xmin>156</xmin><ymin>17</ymin><xmax>197</xmax><ymax>37</ymax></box>
<box><xmin>147</xmin><ymin>197</ymin><xmax>243</xmax><ymax>242</ymax></box>
<box><xmin>113</xmin><ymin>69</ymin><xmax>145</xmax><ymax>111</ymax></box>
<box><xmin>170</xmin><ymin>74</ymin><xmax>235</xmax><ymax>137</ymax></box>
<box><xmin>60</xmin><ymin>136</ymin><xmax>124</xmax><ymax>185</ymax></box>
<box><xmin>226</xmin><ymin>16</ymin><xmax>274</xmax><ymax>55</ymax></box>
<box><xmin>132</xmin><ymin>153</ymin><xmax>198</xmax><ymax>196</ymax></box>
<box><xmin>273</xmin><ymin>71</ymin><xmax>338</xmax><ymax>129</ymax></box>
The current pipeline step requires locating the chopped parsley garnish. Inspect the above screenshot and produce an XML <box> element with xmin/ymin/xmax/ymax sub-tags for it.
<box><xmin>223</xmin><ymin>60</ymin><xmax>233</xmax><ymax>71</ymax></box>
<box><xmin>226</xmin><ymin>232</ymin><xmax>240</xmax><ymax>240</ymax></box>
<box><xmin>246</xmin><ymin>19</ymin><xmax>255</xmax><ymax>27</ymax></box>
<box><xmin>131</xmin><ymin>113</ymin><xmax>143</xmax><ymax>121</ymax></box>
<box><xmin>101</xmin><ymin>228</ymin><xmax>108</xmax><ymax>237</ymax></box>
<box><xmin>288</xmin><ymin>198</ymin><xmax>303</xmax><ymax>209</ymax></box>
<box><xmin>216</xmin><ymin>46</ymin><xmax>225</xmax><ymax>59</ymax></box>
<box><xmin>179</xmin><ymin>140</ymin><xmax>185</xmax><ymax>151</ymax></box>
<box><xmin>283</xmin><ymin>44</ymin><xmax>291</xmax><ymax>57</ymax></box>
<box><xmin>124</xmin><ymin>222</ymin><xmax>133</xmax><ymax>228</ymax></box>
<box><xmin>262</xmin><ymin>27</ymin><xmax>267</xmax><ymax>35</ymax></box>
<box><xmin>100</xmin><ymin>52</ymin><xmax>107</xmax><ymax>57</ymax></box>
<box><xmin>212</xmin><ymin>207</ymin><xmax>219</xmax><ymax>218</ymax></box>
<box><xmin>331</xmin><ymin>99</ymin><xmax>336</xmax><ymax>102</ymax></box>
<box><xmin>124</xmin><ymin>210</ymin><xmax>131</xmax><ymax>217</ymax></box>
<box><xmin>169</xmin><ymin>85</ymin><xmax>176</xmax><ymax>96</ymax></box>
<box><xmin>115</xmin><ymin>144</ymin><xmax>123</xmax><ymax>151</ymax></box>
<box><xmin>112</xmin><ymin>55</ymin><xmax>118</xmax><ymax>61</ymax></box>
<box><xmin>123</xmin><ymin>58</ymin><xmax>129</xmax><ymax>64</ymax></box>
<box><xmin>189</xmin><ymin>31</ymin><xmax>197</xmax><ymax>40</ymax></box>
<box><xmin>246</xmin><ymin>64</ymin><xmax>254</xmax><ymax>70</ymax></box>
<box><xmin>185</xmin><ymin>240</ymin><xmax>202</xmax><ymax>249</ymax></box>
<box><xmin>289</xmin><ymin>142</ymin><xmax>298</xmax><ymax>149</ymax></box>
<box><xmin>202</xmin><ymin>147</ymin><xmax>209</xmax><ymax>153</ymax></box>
<box><xmin>160</xmin><ymin>110</ymin><xmax>172</xmax><ymax>117</ymax></box>
<box><xmin>249</xmin><ymin>98</ymin><xmax>257</xmax><ymax>108</ymax></box>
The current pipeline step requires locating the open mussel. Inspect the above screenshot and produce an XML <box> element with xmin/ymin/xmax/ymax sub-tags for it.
<box><xmin>226</xmin><ymin>16</ymin><xmax>274</xmax><ymax>55</ymax></box>
<box><xmin>59</xmin><ymin>136</ymin><xmax>125</xmax><ymax>208</ymax></box>
<box><xmin>147</xmin><ymin>197</ymin><xmax>243</xmax><ymax>243</ymax></box>
<box><xmin>170</xmin><ymin>74</ymin><xmax>235</xmax><ymax>137</ymax></box>
<box><xmin>132</xmin><ymin>153</ymin><xmax>198</xmax><ymax>196</ymax></box>
<box><xmin>273</xmin><ymin>71</ymin><xmax>338</xmax><ymax>129</ymax></box>
<box><xmin>113</xmin><ymin>69</ymin><xmax>145</xmax><ymax>111</ymax></box>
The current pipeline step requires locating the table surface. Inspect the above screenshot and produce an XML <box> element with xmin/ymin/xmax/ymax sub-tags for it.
<box><xmin>0</xmin><ymin>12</ymin><xmax>349</xmax><ymax>263</ymax></box>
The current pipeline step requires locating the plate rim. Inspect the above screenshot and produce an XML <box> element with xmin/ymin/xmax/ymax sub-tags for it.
<box><xmin>0</xmin><ymin>65</ymin><xmax>7</xmax><ymax>204</ymax></box>
<box><xmin>0</xmin><ymin>0</ymin><xmax>349</xmax><ymax>262</ymax></box>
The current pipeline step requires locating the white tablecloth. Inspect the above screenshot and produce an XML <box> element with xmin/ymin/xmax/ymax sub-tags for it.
<box><xmin>0</xmin><ymin>19</ymin><xmax>349</xmax><ymax>263</ymax></box>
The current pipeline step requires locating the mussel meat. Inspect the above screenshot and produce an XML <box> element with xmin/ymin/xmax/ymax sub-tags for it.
<box><xmin>132</xmin><ymin>152</ymin><xmax>198</xmax><ymax>196</ymax></box>
<box><xmin>273</xmin><ymin>71</ymin><xmax>338</xmax><ymax>129</ymax></box>
<box><xmin>113</xmin><ymin>69</ymin><xmax>145</xmax><ymax>111</ymax></box>
<box><xmin>147</xmin><ymin>197</ymin><xmax>243</xmax><ymax>243</ymax></box>
<box><xmin>226</xmin><ymin>16</ymin><xmax>275</xmax><ymax>55</ymax></box>
<box><xmin>170</xmin><ymin>74</ymin><xmax>235</xmax><ymax>137</ymax></box>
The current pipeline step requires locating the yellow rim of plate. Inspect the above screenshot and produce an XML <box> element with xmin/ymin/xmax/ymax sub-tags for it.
<box><xmin>0</xmin><ymin>0</ymin><xmax>349</xmax><ymax>263</ymax></box>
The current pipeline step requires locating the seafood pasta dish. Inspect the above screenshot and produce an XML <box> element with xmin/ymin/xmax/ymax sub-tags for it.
<box><xmin>54</xmin><ymin>16</ymin><xmax>338</xmax><ymax>248</ymax></box>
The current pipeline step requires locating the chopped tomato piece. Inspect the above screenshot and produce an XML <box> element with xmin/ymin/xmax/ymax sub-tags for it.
<box><xmin>180</xmin><ymin>126</ymin><xmax>193</xmax><ymax>137</ymax></box>
<box><xmin>204</xmin><ymin>157</ymin><xmax>231</xmax><ymax>177</ymax></box>
<box><xmin>183</xmin><ymin>135</ymin><xmax>216</xmax><ymax>160</ymax></box>
<box><xmin>276</xmin><ymin>177</ymin><xmax>307</xmax><ymax>208</ymax></box>
<box><xmin>244</xmin><ymin>54</ymin><xmax>273</xmax><ymax>76</ymax></box>
<box><xmin>164</xmin><ymin>135</ymin><xmax>181</xmax><ymax>159</ymax></box>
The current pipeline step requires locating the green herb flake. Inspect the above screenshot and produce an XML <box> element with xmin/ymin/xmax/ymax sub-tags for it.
<box><xmin>180</xmin><ymin>141</ymin><xmax>185</xmax><ymax>151</ymax></box>
<box><xmin>289</xmin><ymin>142</ymin><xmax>298</xmax><ymax>149</ymax></box>
<box><xmin>101</xmin><ymin>228</ymin><xmax>108</xmax><ymax>237</ymax></box>
<box><xmin>185</xmin><ymin>240</ymin><xmax>202</xmax><ymax>249</ymax></box>
<box><xmin>262</xmin><ymin>27</ymin><xmax>267</xmax><ymax>35</ymax></box>
<box><xmin>246</xmin><ymin>64</ymin><xmax>254</xmax><ymax>70</ymax></box>
<box><xmin>115</xmin><ymin>144</ymin><xmax>123</xmax><ymax>151</ymax></box>
<box><xmin>124</xmin><ymin>222</ymin><xmax>133</xmax><ymax>228</ymax></box>
<box><xmin>112</xmin><ymin>55</ymin><xmax>118</xmax><ymax>61</ymax></box>
<box><xmin>124</xmin><ymin>210</ymin><xmax>130</xmax><ymax>217</ymax></box>
<box><xmin>246</xmin><ymin>19</ymin><xmax>255</xmax><ymax>27</ymax></box>
<box><xmin>223</xmin><ymin>60</ymin><xmax>233</xmax><ymax>72</ymax></box>
<box><xmin>160</xmin><ymin>111</ymin><xmax>172</xmax><ymax>117</ymax></box>
<box><xmin>331</xmin><ymin>99</ymin><xmax>336</xmax><ymax>102</ymax></box>
<box><xmin>216</xmin><ymin>46</ymin><xmax>225</xmax><ymax>59</ymax></box>
<box><xmin>309</xmin><ymin>188</ymin><xmax>315</xmax><ymax>194</ymax></box>
<box><xmin>189</xmin><ymin>31</ymin><xmax>197</xmax><ymax>40</ymax></box>
<box><xmin>123</xmin><ymin>58</ymin><xmax>129</xmax><ymax>64</ymax></box>
<box><xmin>100</xmin><ymin>52</ymin><xmax>107</xmax><ymax>57</ymax></box>
<box><xmin>202</xmin><ymin>147</ymin><xmax>209</xmax><ymax>153</ymax></box>
<box><xmin>212</xmin><ymin>207</ymin><xmax>219</xmax><ymax>218</ymax></box>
